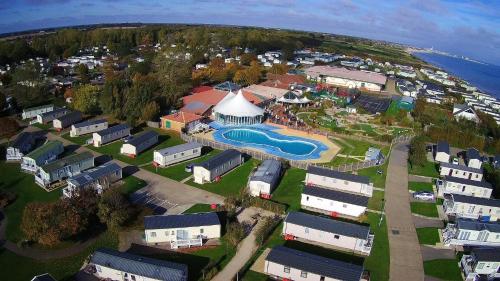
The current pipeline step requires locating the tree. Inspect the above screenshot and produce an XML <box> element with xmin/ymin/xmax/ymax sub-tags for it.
<box><xmin>225</xmin><ymin>222</ymin><xmax>245</xmax><ymax>247</ymax></box>
<box><xmin>72</xmin><ymin>84</ymin><xmax>100</xmax><ymax>114</ymax></box>
<box><xmin>409</xmin><ymin>136</ymin><xmax>427</xmax><ymax>167</ymax></box>
<box><xmin>0</xmin><ymin>91</ymin><xmax>6</xmax><ymax>111</ymax></box>
<box><xmin>240</xmin><ymin>53</ymin><xmax>257</xmax><ymax>66</ymax></box>
<box><xmin>97</xmin><ymin>188</ymin><xmax>132</xmax><ymax>229</ymax></box>
<box><xmin>154</xmin><ymin>51</ymin><xmax>192</xmax><ymax>107</ymax></box>
<box><xmin>76</xmin><ymin>63</ymin><xmax>90</xmax><ymax>83</ymax></box>
<box><xmin>142</xmin><ymin>101</ymin><xmax>160</xmax><ymax>121</ymax></box>
<box><xmin>0</xmin><ymin>117</ymin><xmax>20</xmax><ymax>138</ymax></box>
<box><xmin>268</xmin><ymin>63</ymin><xmax>289</xmax><ymax>75</ymax></box>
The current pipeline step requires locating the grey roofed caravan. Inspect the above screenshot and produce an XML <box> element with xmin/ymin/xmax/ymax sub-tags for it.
<box><xmin>67</xmin><ymin>162</ymin><xmax>121</xmax><ymax>188</ymax></box>
<box><xmin>144</xmin><ymin>212</ymin><xmax>220</xmax><ymax>230</ymax></box>
<box><xmin>451</xmin><ymin>194</ymin><xmax>500</xmax><ymax>207</ymax></box>
<box><xmin>196</xmin><ymin>149</ymin><xmax>242</xmax><ymax>170</ymax></box>
<box><xmin>440</xmin><ymin>162</ymin><xmax>482</xmax><ymax>173</ymax></box>
<box><xmin>250</xmin><ymin>159</ymin><xmax>282</xmax><ymax>184</ymax></box>
<box><xmin>436</xmin><ymin>140</ymin><xmax>450</xmax><ymax>154</ymax></box>
<box><xmin>285</xmin><ymin>211</ymin><xmax>370</xmax><ymax>239</ymax></box>
<box><xmin>443</xmin><ymin>176</ymin><xmax>492</xmax><ymax>189</ymax></box>
<box><xmin>307</xmin><ymin>165</ymin><xmax>370</xmax><ymax>184</ymax></box>
<box><xmin>90</xmin><ymin>248</ymin><xmax>187</xmax><ymax>281</ymax></box>
<box><xmin>73</xmin><ymin>119</ymin><xmax>107</xmax><ymax>129</ymax></box>
<box><xmin>266</xmin><ymin>246</ymin><xmax>364</xmax><ymax>281</ymax></box>
<box><xmin>471</xmin><ymin>248</ymin><xmax>500</xmax><ymax>262</ymax></box>
<box><xmin>95</xmin><ymin>123</ymin><xmax>130</xmax><ymax>137</ymax></box>
<box><xmin>466</xmin><ymin>148</ymin><xmax>481</xmax><ymax>161</ymax></box>
<box><xmin>126</xmin><ymin>130</ymin><xmax>158</xmax><ymax>146</ymax></box>
<box><xmin>155</xmin><ymin>142</ymin><xmax>203</xmax><ymax>156</ymax></box>
<box><xmin>456</xmin><ymin>219</ymin><xmax>500</xmax><ymax>233</ymax></box>
<box><xmin>303</xmin><ymin>185</ymin><xmax>370</xmax><ymax>207</ymax></box>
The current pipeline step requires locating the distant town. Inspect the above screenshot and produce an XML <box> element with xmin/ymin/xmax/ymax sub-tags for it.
<box><xmin>0</xmin><ymin>24</ymin><xmax>499</xmax><ymax>281</ymax></box>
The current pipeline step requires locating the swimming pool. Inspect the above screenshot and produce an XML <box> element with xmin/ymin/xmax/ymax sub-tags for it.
<box><xmin>212</xmin><ymin>125</ymin><xmax>329</xmax><ymax>160</ymax></box>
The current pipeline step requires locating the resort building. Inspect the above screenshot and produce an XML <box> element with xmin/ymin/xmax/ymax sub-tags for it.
<box><xmin>434</xmin><ymin>141</ymin><xmax>450</xmax><ymax>163</ymax></box>
<box><xmin>90</xmin><ymin>248</ymin><xmax>188</xmax><ymax>281</ymax></box>
<box><xmin>92</xmin><ymin>124</ymin><xmax>130</xmax><ymax>147</ymax></box>
<box><xmin>264</xmin><ymin>246</ymin><xmax>364</xmax><ymax>281</ymax></box>
<box><xmin>52</xmin><ymin>111</ymin><xmax>82</xmax><ymax>131</ymax></box>
<box><xmin>460</xmin><ymin>248</ymin><xmax>500</xmax><ymax>281</ymax></box>
<box><xmin>36</xmin><ymin>108</ymin><xmax>70</xmax><ymax>124</ymax></box>
<box><xmin>453</xmin><ymin>104</ymin><xmax>479</xmax><ymax>123</ymax></box>
<box><xmin>443</xmin><ymin>194</ymin><xmax>500</xmax><ymax>221</ymax></box>
<box><xmin>144</xmin><ymin>212</ymin><xmax>221</xmax><ymax>249</ymax></box>
<box><xmin>120</xmin><ymin>130</ymin><xmax>159</xmax><ymax>157</ymax></box>
<box><xmin>35</xmin><ymin>152</ymin><xmax>94</xmax><ymax>188</ymax></box>
<box><xmin>259</xmin><ymin>73</ymin><xmax>306</xmax><ymax>90</ymax></box>
<box><xmin>212</xmin><ymin>90</ymin><xmax>264</xmax><ymax>125</ymax></box>
<box><xmin>437</xmin><ymin>176</ymin><xmax>492</xmax><ymax>198</ymax></box>
<box><xmin>364</xmin><ymin>147</ymin><xmax>384</xmax><ymax>163</ymax></box>
<box><xmin>442</xmin><ymin>219</ymin><xmax>500</xmax><ymax>247</ymax></box>
<box><xmin>22</xmin><ymin>104</ymin><xmax>54</xmax><ymax>120</ymax></box>
<box><xmin>153</xmin><ymin>142</ymin><xmax>203</xmax><ymax>167</ymax></box>
<box><xmin>214</xmin><ymin>81</ymin><xmax>240</xmax><ymax>92</ymax></box>
<box><xmin>160</xmin><ymin>111</ymin><xmax>204</xmax><ymax>133</ymax></box>
<box><xmin>439</xmin><ymin>162</ymin><xmax>483</xmax><ymax>181</ymax></box>
<box><xmin>306</xmin><ymin>166</ymin><xmax>373</xmax><ymax>197</ymax></box>
<box><xmin>6</xmin><ymin>132</ymin><xmax>39</xmax><ymax>161</ymax></box>
<box><xmin>70</xmin><ymin>119</ymin><xmax>108</xmax><ymax>137</ymax></box>
<box><xmin>193</xmin><ymin>149</ymin><xmax>244</xmax><ymax>184</ymax></box>
<box><xmin>466</xmin><ymin>148</ymin><xmax>482</xmax><ymax>169</ymax></box>
<box><xmin>21</xmin><ymin>140</ymin><xmax>64</xmax><ymax>173</ymax></box>
<box><xmin>243</xmin><ymin>84</ymin><xmax>289</xmax><ymax>100</ymax></box>
<box><xmin>64</xmin><ymin>162</ymin><xmax>122</xmax><ymax>198</ymax></box>
<box><xmin>283</xmin><ymin>211</ymin><xmax>374</xmax><ymax>255</ymax></box>
<box><xmin>301</xmin><ymin>186</ymin><xmax>369</xmax><ymax>218</ymax></box>
<box><xmin>248</xmin><ymin>159</ymin><xmax>282</xmax><ymax>198</ymax></box>
<box><xmin>276</xmin><ymin>91</ymin><xmax>311</xmax><ymax>106</ymax></box>
<box><xmin>305</xmin><ymin>65</ymin><xmax>387</xmax><ymax>92</ymax></box>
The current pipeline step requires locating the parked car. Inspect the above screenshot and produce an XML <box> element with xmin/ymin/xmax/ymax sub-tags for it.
<box><xmin>413</xmin><ymin>191</ymin><xmax>435</xmax><ymax>201</ymax></box>
<box><xmin>452</xmin><ymin>157</ymin><xmax>459</xmax><ymax>165</ymax></box>
<box><xmin>185</xmin><ymin>163</ymin><xmax>194</xmax><ymax>173</ymax></box>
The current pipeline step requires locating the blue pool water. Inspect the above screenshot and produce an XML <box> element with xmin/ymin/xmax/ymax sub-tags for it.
<box><xmin>223</xmin><ymin>128</ymin><xmax>316</xmax><ymax>155</ymax></box>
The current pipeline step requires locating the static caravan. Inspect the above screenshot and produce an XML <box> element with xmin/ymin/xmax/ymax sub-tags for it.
<box><xmin>301</xmin><ymin>186</ymin><xmax>369</xmax><ymax>219</ymax></box>
<box><xmin>52</xmin><ymin>111</ymin><xmax>82</xmax><ymax>131</ymax></box>
<box><xmin>460</xmin><ymin>248</ymin><xmax>500</xmax><ymax>281</ymax></box>
<box><xmin>248</xmin><ymin>159</ymin><xmax>282</xmax><ymax>198</ymax></box>
<box><xmin>439</xmin><ymin>162</ymin><xmax>483</xmax><ymax>181</ymax></box>
<box><xmin>443</xmin><ymin>194</ymin><xmax>500</xmax><ymax>222</ymax></box>
<box><xmin>437</xmin><ymin>176</ymin><xmax>492</xmax><ymax>198</ymax></box>
<box><xmin>6</xmin><ymin>132</ymin><xmax>38</xmax><ymax>161</ymax></box>
<box><xmin>264</xmin><ymin>246</ymin><xmax>364</xmax><ymax>281</ymax></box>
<box><xmin>120</xmin><ymin>130</ymin><xmax>158</xmax><ymax>157</ymax></box>
<box><xmin>21</xmin><ymin>140</ymin><xmax>64</xmax><ymax>173</ymax></box>
<box><xmin>442</xmin><ymin>219</ymin><xmax>500</xmax><ymax>247</ymax></box>
<box><xmin>64</xmin><ymin>162</ymin><xmax>122</xmax><ymax>198</ymax></box>
<box><xmin>90</xmin><ymin>248</ymin><xmax>188</xmax><ymax>281</ymax></box>
<box><xmin>92</xmin><ymin>124</ymin><xmax>130</xmax><ymax>147</ymax></box>
<box><xmin>70</xmin><ymin>119</ymin><xmax>108</xmax><ymax>137</ymax></box>
<box><xmin>153</xmin><ymin>142</ymin><xmax>203</xmax><ymax>167</ymax></box>
<box><xmin>36</xmin><ymin>108</ymin><xmax>69</xmax><ymax>124</ymax></box>
<box><xmin>35</xmin><ymin>152</ymin><xmax>94</xmax><ymax>188</ymax></box>
<box><xmin>22</xmin><ymin>104</ymin><xmax>54</xmax><ymax>120</ymax></box>
<box><xmin>283</xmin><ymin>212</ymin><xmax>374</xmax><ymax>255</ymax></box>
<box><xmin>305</xmin><ymin>166</ymin><xmax>373</xmax><ymax>197</ymax></box>
<box><xmin>144</xmin><ymin>212</ymin><xmax>221</xmax><ymax>249</ymax></box>
<box><xmin>435</xmin><ymin>141</ymin><xmax>450</xmax><ymax>163</ymax></box>
<box><xmin>466</xmin><ymin>148</ymin><xmax>482</xmax><ymax>169</ymax></box>
<box><xmin>193</xmin><ymin>149</ymin><xmax>243</xmax><ymax>184</ymax></box>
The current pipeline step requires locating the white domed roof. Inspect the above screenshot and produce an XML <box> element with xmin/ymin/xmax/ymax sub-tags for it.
<box><xmin>212</xmin><ymin>91</ymin><xmax>236</xmax><ymax>113</ymax></box>
<box><xmin>213</xmin><ymin>90</ymin><xmax>264</xmax><ymax>117</ymax></box>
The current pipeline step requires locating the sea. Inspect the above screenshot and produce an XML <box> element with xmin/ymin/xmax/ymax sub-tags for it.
<box><xmin>413</xmin><ymin>52</ymin><xmax>500</xmax><ymax>99</ymax></box>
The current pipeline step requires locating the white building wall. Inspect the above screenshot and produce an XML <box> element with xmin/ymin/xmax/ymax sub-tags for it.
<box><xmin>447</xmin><ymin>201</ymin><xmax>500</xmax><ymax>221</ymax></box>
<box><xmin>264</xmin><ymin>260</ymin><xmax>340</xmax><ymax>281</ymax></box>
<box><xmin>22</xmin><ymin>106</ymin><xmax>53</xmax><ymax>120</ymax></box>
<box><xmin>435</xmin><ymin>152</ymin><xmax>450</xmax><ymax>163</ymax></box>
<box><xmin>70</xmin><ymin>122</ymin><xmax>108</xmax><ymax>137</ymax></box>
<box><xmin>468</xmin><ymin>159</ymin><xmax>482</xmax><ymax>169</ymax></box>
<box><xmin>153</xmin><ymin>148</ymin><xmax>201</xmax><ymax>167</ymax></box>
<box><xmin>145</xmin><ymin>224</ymin><xmax>221</xmax><ymax>243</ymax></box>
<box><xmin>305</xmin><ymin>173</ymin><xmax>373</xmax><ymax>196</ymax></box>
<box><xmin>439</xmin><ymin>166</ymin><xmax>483</xmax><ymax>181</ymax></box>
<box><xmin>6</xmin><ymin>147</ymin><xmax>23</xmax><ymax>161</ymax></box>
<box><xmin>94</xmin><ymin>265</ymin><xmax>165</xmax><ymax>281</ymax></box>
<box><xmin>248</xmin><ymin>181</ymin><xmax>271</xmax><ymax>197</ymax></box>
<box><xmin>120</xmin><ymin>143</ymin><xmax>138</xmax><ymax>156</ymax></box>
<box><xmin>324</xmin><ymin>76</ymin><xmax>381</xmax><ymax>91</ymax></box>
<box><xmin>301</xmin><ymin>194</ymin><xmax>366</xmax><ymax>218</ymax></box>
<box><xmin>438</xmin><ymin>181</ymin><xmax>492</xmax><ymax>198</ymax></box>
<box><xmin>193</xmin><ymin>167</ymin><xmax>211</xmax><ymax>184</ymax></box>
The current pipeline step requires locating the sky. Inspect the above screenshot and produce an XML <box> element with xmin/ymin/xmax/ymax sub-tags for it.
<box><xmin>1</xmin><ymin>0</ymin><xmax>500</xmax><ymax>65</ymax></box>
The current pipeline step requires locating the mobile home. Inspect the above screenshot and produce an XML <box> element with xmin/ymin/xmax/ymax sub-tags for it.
<box><xmin>64</xmin><ymin>162</ymin><xmax>122</xmax><ymax>198</ymax></box>
<box><xmin>20</xmin><ymin>140</ymin><xmax>64</xmax><ymax>173</ymax></box>
<box><xmin>437</xmin><ymin>176</ymin><xmax>492</xmax><ymax>198</ymax></box>
<box><xmin>442</xmin><ymin>219</ymin><xmax>500</xmax><ymax>247</ymax></box>
<box><xmin>305</xmin><ymin>166</ymin><xmax>373</xmax><ymax>197</ymax></box>
<box><xmin>153</xmin><ymin>142</ymin><xmax>203</xmax><ymax>167</ymax></box>
<box><xmin>22</xmin><ymin>104</ymin><xmax>54</xmax><ymax>120</ymax></box>
<box><xmin>35</xmin><ymin>152</ymin><xmax>94</xmax><ymax>188</ymax></box>
<box><xmin>36</xmin><ymin>108</ymin><xmax>70</xmax><ymax>124</ymax></box>
<box><xmin>466</xmin><ymin>148</ymin><xmax>482</xmax><ymax>169</ymax></box>
<box><xmin>193</xmin><ymin>149</ymin><xmax>243</xmax><ymax>184</ymax></box>
<box><xmin>92</xmin><ymin>124</ymin><xmax>130</xmax><ymax>147</ymax></box>
<box><xmin>301</xmin><ymin>186</ymin><xmax>369</xmax><ymax>218</ymax></box>
<box><xmin>439</xmin><ymin>162</ymin><xmax>483</xmax><ymax>181</ymax></box>
<box><xmin>53</xmin><ymin>111</ymin><xmax>82</xmax><ymax>131</ymax></box>
<box><xmin>435</xmin><ymin>141</ymin><xmax>450</xmax><ymax>163</ymax></box>
<box><xmin>120</xmin><ymin>130</ymin><xmax>158</xmax><ymax>157</ymax></box>
<box><xmin>248</xmin><ymin>159</ymin><xmax>282</xmax><ymax>198</ymax></box>
<box><xmin>70</xmin><ymin>119</ymin><xmax>108</xmax><ymax>137</ymax></box>
<box><xmin>443</xmin><ymin>194</ymin><xmax>500</xmax><ymax>221</ymax></box>
<box><xmin>6</xmin><ymin>132</ymin><xmax>39</xmax><ymax>161</ymax></box>
<box><xmin>460</xmin><ymin>248</ymin><xmax>500</xmax><ymax>281</ymax></box>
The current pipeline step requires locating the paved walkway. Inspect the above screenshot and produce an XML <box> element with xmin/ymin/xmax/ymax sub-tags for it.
<box><xmin>421</xmin><ymin>245</ymin><xmax>456</xmax><ymax>261</ymax></box>
<box><xmin>385</xmin><ymin>142</ymin><xmax>425</xmax><ymax>281</ymax></box>
<box><xmin>413</xmin><ymin>215</ymin><xmax>444</xmax><ymax>228</ymax></box>
<box><xmin>409</xmin><ymin>174</ymin><xmax>434</xmax><ymax>183</ymax></box>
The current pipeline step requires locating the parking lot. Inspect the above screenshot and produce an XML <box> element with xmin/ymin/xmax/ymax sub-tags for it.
<box><xmin>130</xmin><ymin>189</ymin><xmax>179</xmax><ymax>215</ymax></box>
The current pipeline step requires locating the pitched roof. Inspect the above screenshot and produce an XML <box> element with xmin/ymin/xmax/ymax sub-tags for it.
<box><xmin>56</xmin><ymin>111</ymin><xmax>82</xmax><ymax>122</ymax></box>
<box><xmin>260</xmin><ymin>73</ymin><xmax>305</xmax><ymax>89</ymax></box>
<box><xmin>212</xmin><ymin>90</ymin><xmax>264</xmax><ymax>117</ymax></box>
<box><xmin>23</xmin><ymin>104</ymin><xmax>53</xmax><ymax>113</ymax></box>
<box><xmin>443</xmin><ymin>176</ymin><xmax>491</xmax><ymax>189</ymax></box>
<box><xmin>10</xmin><ymin>132</ymin><xmax>35</xmax><ymax>149</ymax></box>
<box><xmin>249</xmin><ymin>159</ymin><xmax>282</xmax><ymax>184</ymax></box>
<box><xmin>302</xmin><ymin>186</ymin><xmax>369</xmax><ymax>207</ymax></box>
<box><xmin>451</xmin><ymin>194</ymin><xmax>500</xmax><ymax>207</ymax></box>
<box><xmin>266</xmin><ymin>246</ymin><xmax>364</xmax><ymax>281</ymax></box>
<box><xmin>466</xmin><ymin>148</ymin><xmax>481</xmax><ymax>161</ymax></box>
<box><xmin>213</xmin><ymin>81</ymin><xmax>240</xmax><ymax>92</ymax></box>
<box><xmin>39</xmin><ymin>107</ymin><xmax>68</xmax><ymax>118</ymax></box>
<box><xmin>95</xmin><ymin>124</ymin><xmax>130</xmax><ymax>137</ymax></box>
<box><xmin>67</xmin><ymin>162</ymin><xmax>121</xmax><ymax>188</ymax></box>
<box><xmin>73</xmin><ymin>119</ymin><xmax>107</xmax><ymax>129</ymax></box>
<box><xmin>144</xmin><ymin>212</ymin><xmax>220</xmax><ymax>229</ymax></box>
<box><xmin>440</xmin><ymin>162</ymin><xmax>482</xmax><ymax>173</ymax></box>
<box><xmin>155</xmin><ymin>142</ymin><xmax>203</xmax><ymax>156</ymax></box>
<box><xmin>40</xmin><ymin>151</ymin><xmax>93</xmax><ymax>173</ymax></box>
<box><xmin>31</xmin><ymin>273</ymin><xmax>57</xmax><ymax>281</ymax></box>
<box><xmin>243</xmin><ymin>84</ymin><xmax>289</xmax><ymax>99</ymax></box>
<box><xmin>472</xmin><ymin>248</ymin><xmax>500</xmax><ymax>262</ymax></box>
<box><xmin>285</xmin><ymin>211</ymin><xmax>370</xmax><ymax>239</ymax></box>
<box><xmin>91</xmin><ymin>248</ymin><xmax>187</xmax><ymax>281</ymax></box>
<box><xmin>195</xmin><ymin>149</ymin><xmax>242</xmax><ymax>171</ymax></box>
<box><xmin>162</xmin><ymin>112</ymin><xmax>203</xmax><ymax>124</ymax></box>
<box><xmin>436</xmin><ymin>141</ymin><xmax>450</xmax><ymax>154</ymax></box>
<box><xmin>307</xmin><ymin>165</ymin><xmax>370</xmax><ymax>185</ymax></box>
<box><xmin>456</xmin><ymin>219</ymin><xmax>500</xmax><ymax>233</ymax></box>
<box><xmin>126</xmin><ymin>130</ymin><xmax>158</xmax><ymax>147</ymax></box>
<box><xmin>25</xmin><ymin>140</ymin><xmax>63</xmax><ymax>160</ymax></box>
<box><xmin>304</xmin><ymin>65</ymin><xmax>387</xmax><ymax>85</ymax></box>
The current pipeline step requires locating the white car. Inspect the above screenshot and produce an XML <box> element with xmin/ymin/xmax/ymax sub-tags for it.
<box><xmin>413</xmin><ymin>191</ymin><xmax>435</xmax><ymax>201</ymax></box>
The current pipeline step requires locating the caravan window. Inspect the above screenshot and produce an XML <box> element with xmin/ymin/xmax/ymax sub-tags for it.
<box><xmin>283</xmin><ymin>266</ymin><xmax>290</xmax><ymax>273</ymax></box>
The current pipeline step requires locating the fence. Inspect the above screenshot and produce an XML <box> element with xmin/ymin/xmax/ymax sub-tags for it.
<box><xmin>181</xmin><ymin>133</ymin><xmax>413</xmax><ymax>172</ymax></box>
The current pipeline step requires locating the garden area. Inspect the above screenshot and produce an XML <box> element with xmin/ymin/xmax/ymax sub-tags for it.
<box><xmin>268</xmin><ymin>168</ymin><xmax>305</xmax><ymax>212</ymax></box>
<box><xmin>408</xmin><ymin>181</ymin><xmax>434</xmax><ymax>192</ymax></box>
<box><xmin>424</xmin><ymin>258</ymin><xmax>463</xmax><ymax>281</ymax></box>
<box><xmin>408</xmin><ymin>160</ymin><xmax>439</xmax><ymax>178</ymax></box>
<box><xmin>410</xmin><ymin>202</ymin><xmax>439</xmax><ymax>218</ymax></box>
<box><xmin>416</xmin><ymin>227</ymin><xmax>441</xmax><ymax>245</ymax></box>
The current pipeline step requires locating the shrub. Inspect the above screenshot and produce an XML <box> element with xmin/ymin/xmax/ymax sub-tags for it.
<box><xmin>249</xmin><ymin>197</ymin><xmax>287</xmax><ymax>214</ymax></box>
<box><xmin>226</xmin><ymin>222</ymin><xmax>245</xmax><ymax>247</ymax></box>
<box><xmin>255</xmin><ymin>216</ymin><xmax>281</xmax><ymax>246</ymax></box>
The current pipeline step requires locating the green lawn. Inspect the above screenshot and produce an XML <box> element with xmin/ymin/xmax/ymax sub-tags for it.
<box><xmin>270</xmin><ymin>168</ymin><xmax>305</xmax><ymax>211</ymax></box>
<box><xmin>31</xmin><ymin>122</ymin><xmax>52</xmax><ymax>130</ymax></box>
<box><xmin>61</xmin><ymin>132</ymin><xmax>92</xmax><ymax>146</ymax></box>
<box><xmin>242</xmin><ymin>270</ymin><xmax>270</xmax><ymax>281</ymax></box>
<box><xmin>144</xmin><ymin>149</ymin><xmax>221</xmax><ymax>181</ymax></box>
<box><xmin>358</xmin><ymin>161</ymin><xmax>388</xmax><ymax>189</ymax></box>
<box><xmin>182</xmin><ymin>204</ymin><xmax>215</xmax><ymax>214</ymax></box>
<box><xmin>411</xmin><ymin>202</ymin><xmax>439</xmax><ymax>217</ymax></box>
<box><xmin>0</xmin><ymin>230</ymin><xmax>119</xmax><ymax>281</ymax></box>
<box><xmin>89</xmin><ymin>129</ymin><xmax>184</xmax><ymax>166</ymax></box>
<box><xmin>408</xmin><ymin>161</ymin><xmax>439</xmax><ymax>178</ymax></box>
<box><xmin>364</xmin><ymin>212</ymin><xmax>390</xmax><ymax>281</ymax></box>
<box><xmin>385</xmin><ymin>100</ymin><xmax>400</xmax><ymax>117</ymax></box>
<box><xmin>186</xmin><ymin>159</ymin><xmax>260</xmax><ymax>197</ymax></box>
<box><xmin>368</xmin><ymin>190</ymin><xmax>385</xmax><ymax>211</ymax></box>
<box><xmin>424</xmin><ymin>259</ymin><xmax>462</xmax><ymax>281</ymax></box>
<box><xmin>416</xmin><ymin>227</ymin><xmax>440</xmax><ymax>245</ymax></box>
<box><xmin>118</xmin><ymin>176</ymin><xmax>147</xmax><ymax>195</ymax></box>
<box><xmin>408</xmin><ymin>181</ymin><xmax>434</xmax><ymax>192</ymax></box>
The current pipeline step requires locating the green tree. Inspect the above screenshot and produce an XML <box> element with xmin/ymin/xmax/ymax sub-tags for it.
<box><xmin>97</xmin><ymin>188</ymin><xmax>132</xmax><ymax>229</ymax></box>
<box><xmin>76</xmin><ymin>63</ymin><xmax>90</xmax><ymax>83</ymax></box>
<box><xmin>72</xmin><ymin>84</ymin><xmax>100</xmax><ymax>114</ymax></box>
<box><xmin>409</xmin><ymin>136</ymin><xmax>427</xmax><ymax>167</ymax></box>
<box><xmin>0</xmin><ymin>91</ymin><xmax>6</xmax><ymax>111</ymax></box>
<box><xmin>142</xmin><ymin>101</ymin><xmax>160</xmax><ymax>121</ymax></box>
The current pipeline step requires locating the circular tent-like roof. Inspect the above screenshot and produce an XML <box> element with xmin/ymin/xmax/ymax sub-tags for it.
<box><xmin>213</xmin><ymin>90</ymin><xmax>264</xmax><ymax>117</ymax></box>
<box><xmin>277</xmin><ymin>91</ymin><xmax>311</xmax><ymax>104</ymax></box>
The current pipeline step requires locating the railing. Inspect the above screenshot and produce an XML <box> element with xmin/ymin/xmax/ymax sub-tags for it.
<box><xmin>170</xmin><ymin>238</ymin><xmax>203</xmax><ymax>249</ymax></box>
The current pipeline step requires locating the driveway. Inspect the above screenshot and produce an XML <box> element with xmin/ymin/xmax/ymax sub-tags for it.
<box><xmin>385</xmin><ymin>142</ymin><xmax>425</xmax><ymax>281</ymax></box>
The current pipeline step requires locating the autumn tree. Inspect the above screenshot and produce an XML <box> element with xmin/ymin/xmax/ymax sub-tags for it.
<box><xmin>0</xmin><ymin>117</ymin><xmax>20</xmax><ymax>138</ymax></box>
<box><xmin>0</xmin><ymin>91</ymin><xmax>6</xmax><ymax>111</ymax></box>
<box><xmin>142</xmin><ymin>101</ymin><xmax>160</xmax><ymax>121</ymax></box>
<box><xmin>98</xmin><ymin>188</ymin><xmax>133</xmax><ymax>229</ymax></box>
<box><xmin>72</xmin><ymin>84</ymin><xmax>100</xmax><ymax>114</ymax></box>
<box><xmin>409</xmin><ymin>135</ymin><xmax>427</xmax><ymax>167</ymax></box>
<box><xmin>154</xmin><ymin>51</ymin><xmax>192</xmax><ymax>108</ymax></box>
<box><xmin>268</xmin><ymin>63</ymin><xmax>289</xmax><ymax>75</ymax></box>
<box><xmin>76</xmin><ymin>63</ymin><xmax>90</xmax><ymax>83</ymax></box>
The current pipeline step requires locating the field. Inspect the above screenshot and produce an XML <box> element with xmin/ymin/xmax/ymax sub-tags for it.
<box><xmin>358</xmin><ymin>161</ymin><xmax>388</xmax><ymax>189</ymax></box>
<box><xmin>408</xmin><ymin>161</ymin><xmax>439</xmax><ymax>178</ymax></box>
<box><xmin>424</xmin><ymin>259</ymin><xmax>462</xmax><ymax>281</ymax></box>
<box><xmin>410</xmin><ymin>202</ymin><xmax>439</xmax><ymax>218</ymax></box>
<box><xmin>270</xmin><ymin>168</ymin><xmax>306</xmax><ymax>211</ymax></box>
<box><xmin>367</xmin><ymin>190</ymin><xmax>385</xmax><ymax>211</ymax></box>
<box><xmin>408</xmin><ymin>181</ymin><xmax>434</xmax><ymax>192</ymax></box>
<box><xmin>61</xmin><ymin>132</ymin><xmax>92</xmax><ymax>145</ymax></box>
<box><xmin>416</xmin><ymin>227</ymin><xmax>440</xmax><ymax>245</ymax></box>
